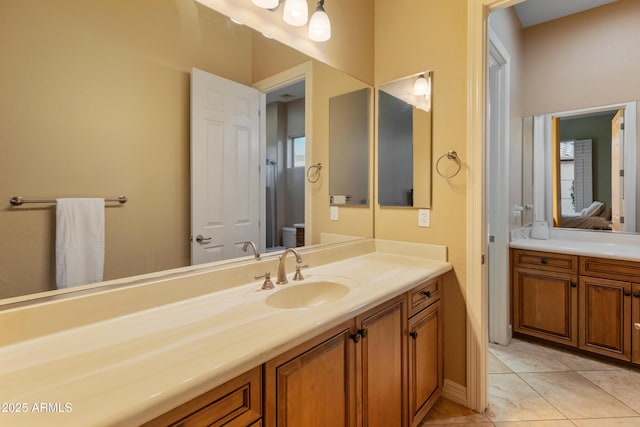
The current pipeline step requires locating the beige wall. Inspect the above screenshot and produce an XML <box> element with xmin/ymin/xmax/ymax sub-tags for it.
<box><xmin>196</xmin><ymin>0</ymin><xmax>374</xmax><ymax>85</ymax></box>
<box><xmin>374</xmin><ymin>0</ymin><xmax>468</xmax><ymax>387</ymax></box>
<box><xmin>522</xmin><ymin>0</ymin><xmax>640</xmax><ymax>116</ymax></box>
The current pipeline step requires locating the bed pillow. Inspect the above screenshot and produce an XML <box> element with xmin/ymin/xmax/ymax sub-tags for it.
<box><xmin>584</xmin><ymin>201</ymin><xmax>605</xmax><ymax>217</ymax></box>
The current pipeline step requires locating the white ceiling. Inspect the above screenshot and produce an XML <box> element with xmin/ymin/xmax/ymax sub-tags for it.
<box><xmin>514</xmin><ymin>0</ymin><xmax>618</xmax><ymax>28</ymax></box>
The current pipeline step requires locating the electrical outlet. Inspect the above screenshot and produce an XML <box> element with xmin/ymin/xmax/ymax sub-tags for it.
<box><xmin>330</xmin><ymin>206</ymin><xmax>339</xmax><ymax>221</ymax></box>
<box><xmin>418</xmin><ymin>209</ymin><xmax>431</xmax><ymax>227</ymax></box>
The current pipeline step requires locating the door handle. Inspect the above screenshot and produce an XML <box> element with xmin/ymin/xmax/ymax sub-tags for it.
<box><xmin>195</xmin><ymin>235</ymin><xmax>212</xmax><ymax>243</ymax></box>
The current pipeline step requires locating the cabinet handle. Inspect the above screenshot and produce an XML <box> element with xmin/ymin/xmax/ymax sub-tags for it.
<box><xmin>349</xmin><ymin>333</ymin><xmax>361</xmax><ymax>343</ymax></box>
<box><xmin>633</xmin><ymin>292</ymin><xmax>640</xmax><ymax>298</ymax></box>
<box><xmin>570</xmin><ymin>282</ymin><xmax>577</xmax><ymax>288</ymax></box>
<box><xmin>540</xmin><ymin>258</ymin><xmax>547</xmax><ymax>265</ymax></box>
<box><xmin>624</xmin><ymin>291</ymin><xmax>631</xmax><ymax>297</ymax></box>
<box><xmin>358</xmin><ymin>328</ymin><xmax>368</xmax><ymax>339</ymax></box>
<box><xmin>410</xmin><ymin>331</ymin><xmax>418</xmax><ymax>339</ymax></box>
<box><xmin>423</xmin><ymin>290</ymin><xmax>432</xmax><ymax>298</ymax></box>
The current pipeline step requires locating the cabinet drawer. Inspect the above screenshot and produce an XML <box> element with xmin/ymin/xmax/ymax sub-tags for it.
<box><xmin>409</xmin><ymin>276</ymin><xmax>441</xmax><ymax>316</ymax></box>
<box><xmin>143</xmin><ymin>366</ymin><xmax>262</xmax><ymax>427</ymax></box>
<box><xmin>512</xmin><ymin>249</ymin><xmax>577</xmax><ymax>273</ymax></box>
<box><xmin>580</xmin><ymin>256</ymin><xmax>640</xmax><ymax>282</ymax></box>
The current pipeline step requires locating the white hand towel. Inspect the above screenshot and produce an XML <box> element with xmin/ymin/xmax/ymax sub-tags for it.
<box><xmin>55</xmin><ymin>198</ymin><xmax>105</xmax><ymax>288</ymax></box>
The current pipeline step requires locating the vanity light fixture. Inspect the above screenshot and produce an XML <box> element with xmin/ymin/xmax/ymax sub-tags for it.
<box><xmin>308</xmin><ymin>0</ymin><xmax>331</xmax><ymax>41</ymax></box>
<box><xmin>251</xmin><ymin>0</ymin><xmax>279</xmax><ymax>9</ymax></box>
<box><xmin>250</xmin><ymin>0</ymin><xmax>331</xmax><ymax>42</ymax></box>
<box><xmin>283</xmin><ymin>0</ymin><xmax>309</xmax><ymax>27</ymax></box>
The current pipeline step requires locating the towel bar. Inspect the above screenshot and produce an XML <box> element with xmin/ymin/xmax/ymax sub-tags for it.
<box><xmin>9</xmin><ymin>195</ymin><xmax>127</xmax><ymax>206</ymax></box>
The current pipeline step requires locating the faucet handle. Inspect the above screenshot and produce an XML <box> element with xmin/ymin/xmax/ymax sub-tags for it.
<box><xmin>255</xmin><ymin>272</ymin><xmax>274</xmax><ymax>290</ymax></box>
<box><xmin>293</xmin><ymin>264</ymin><xmax>308</xmax><ymax>281</ymax></box>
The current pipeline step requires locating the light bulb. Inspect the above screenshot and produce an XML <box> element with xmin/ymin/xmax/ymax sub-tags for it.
<box><xmin>309</xmin><ymin>4</ymin><xmax>331</xmax><ymax>42</ymax></box>
<box><xmin>251</xmin><ymin>0</ymin><xmax>279</xmax><ymax>8</ymax></box>
<box><xmin>413</xmin><ymin>74</ymin><xmax>429</xmax><ymax>96</ymax></box>
<box><xmin>283</xmin><ymin>0</ymin><xmax>308</xmax><ymax>26</ymax></box>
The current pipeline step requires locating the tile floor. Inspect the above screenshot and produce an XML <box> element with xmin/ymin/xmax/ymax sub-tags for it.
<box><xmin>421</xmin><ymin>338</ymin><xmax>640</xmax><ymax>426</ymax></box>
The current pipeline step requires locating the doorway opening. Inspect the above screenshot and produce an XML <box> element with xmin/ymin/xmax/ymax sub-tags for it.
<box><xmin>264</xmin><ymin>79</ymin><xmax>306</xmax><ymax>252</ymax></box>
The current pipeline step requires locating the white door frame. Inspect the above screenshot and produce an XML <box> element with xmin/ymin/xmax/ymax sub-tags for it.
<box><xmin>487</xmin><ymin>27</ymin><xmax>511</xmax><ymax>346</ymax></box>
<box><xmin>467</xmin><ymin>0</ymin><xmax>524</xmax><ymax>413</ymax></box>
<box><xmin>253</xmin><ymin>61</ymin><xmax>313</xmax><ymax>246</ymax></box>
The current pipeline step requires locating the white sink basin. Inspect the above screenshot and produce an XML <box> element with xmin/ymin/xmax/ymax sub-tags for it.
<box><xmin>265</xmin><ymin>280</ymin><xmax>350</xmax><ymax>309</ymax></box>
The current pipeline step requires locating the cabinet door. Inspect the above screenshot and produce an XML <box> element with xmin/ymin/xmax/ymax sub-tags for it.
<box><xmin>633</xmin><ymin>284</ymin><xmax>640</xmax><ymax>365</ymax></box>
<box><xmin>408</xmin><ymin>300</ymin><xmax>442</xmax><ymax>427</ymax></box>
<box><xmin>264</xmin><ymin>321</ymin><xmax>356</xmax><ymax>427</ymax></box>
<box><xmin>358</xmin><ymin>296</ymin><xmax>407</xmax><ymax>427</ymax></box>
<box><xmin>512</xmin><ymin>267</ymin><xmax>578</xmax><ymax>346</ymax></box>
<box><xmin>579</xmin><ymin>276</ymin><xmax>631</xmax><ymax>361</ymax></box>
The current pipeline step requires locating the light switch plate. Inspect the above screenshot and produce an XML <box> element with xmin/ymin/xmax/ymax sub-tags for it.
<box><xmin>330</xmin><ymin>206</ymin><xmax>339</xmax><ymax>221</ymax></box>
<box><xmin>418</xmin><ymin>209</ymin><xmax>431</xmax><ymax>227</ymax></box>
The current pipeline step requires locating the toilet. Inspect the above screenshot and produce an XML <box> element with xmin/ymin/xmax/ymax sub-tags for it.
<box><xmin>282</xmin><ymin>227</ymin><xmax>296</xmax><ymax>248</ymax></box>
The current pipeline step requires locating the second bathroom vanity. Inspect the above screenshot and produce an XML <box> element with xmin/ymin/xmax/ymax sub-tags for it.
<box><xmin>510</xmin><ymin>230</ymin><xmax>640</xmax><ymax>365</ymax></box>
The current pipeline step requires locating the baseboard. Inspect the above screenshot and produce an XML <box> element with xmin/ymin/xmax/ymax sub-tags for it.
<box><xmin>442</xmin><ymin>379</ymin><xmax>468</xmax><ymax>407</ymax></box>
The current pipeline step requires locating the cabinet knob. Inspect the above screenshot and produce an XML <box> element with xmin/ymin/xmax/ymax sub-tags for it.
<box><xmin>423</xmin><ymin>290</ymin><xmax>432</xmax><ymax>298</ymax></box>
<box><xmin>633</xmin><ymin>292</ymin><xmax>640</xmax><ymax>298</ymax></box>
<box><xmin>540</xmin><ymin>258</ymin><xmax>547</xmax><ymax>265</ymax></box>
<box><xmin>349</xmin><ymin>333</ymin><xmax>361</xmax><ymax>343</ymax></box>
<box><xmin>358</xmin><ymin>328</ymin><xmax>368</xmax><ymax>339</ymax></box>
<box><xmin>409</xmin><ymin>331</ymin><xmax>418</xmax><ymax>339</ymax></box>
<box><xmin>624</xmin><ymin>291</ymin><xmax>631</xmax><ymax>297</ymax></box>
<box><xmin>570</xmin><ymin>282</ymin><xmax>577</xmax><ymax>288</ymax></box>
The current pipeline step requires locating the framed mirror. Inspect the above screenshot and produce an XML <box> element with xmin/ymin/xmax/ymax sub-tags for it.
<box><xmin>377</xmin><ymin>71</ymin><xmax>433</xmax><ymax>208</ymax></box>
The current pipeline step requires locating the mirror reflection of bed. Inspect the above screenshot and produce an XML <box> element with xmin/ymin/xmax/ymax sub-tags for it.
<box><xmin>553</xmin><ymin>108</ymin><xmax>622</xmax><ymax>231</ymax></box>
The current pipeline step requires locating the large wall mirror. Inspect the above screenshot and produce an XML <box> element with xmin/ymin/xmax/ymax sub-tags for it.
<box><xmin>529</xmin><ymin>102</ymin><xmax>639</xmax><ymax>233</ymax></box>
<box><xmin>0</xmin><ymin>0</ymin><xmax>373</xmax><ymax>301</ymax></box>
<box><xmin>377</xmin><ymin>72</ymin><xmax>433</xmax><ymax>208</ymax></box>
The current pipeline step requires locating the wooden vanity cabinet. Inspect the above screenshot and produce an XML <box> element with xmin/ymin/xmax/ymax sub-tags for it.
<box><xmin>511</xmin><ymin>250</ymin><xmax>578</xmax><ymax>346</ymax></box>
<box><xmin>142</xmin><ymin>366</ymin><xmax>262</xmax><ymax>427</ymax></box>
<box><xmin>579</xmin><ymin>276</ymin><xmax>631</xmax><ymax>361</ymax></box>
<box><xmin>264</xmin><ymin>277</ymin><xmax>444</xmax><ymax>427</ymax></box>
<box><xmin>408</xmin><ymin>298</ymin><xmax>442</xmax><ymax>427</ymax></box>
<box><xmin>264</xmin><ymin>320</ymin><xmax>357</xmax><ymax>427</ymax></box>
<box><xmin>632</xmin><ymin>284</ymin><xmax>640</xmax><ymax>365</ymax></box>
<box><xmin>356</xmin><ymin>295</ymin><xmax>408</xmax><ymax>427</ymax></box>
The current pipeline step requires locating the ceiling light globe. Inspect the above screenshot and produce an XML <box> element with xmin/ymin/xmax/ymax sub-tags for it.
<box><xmin>283</xmin><ymin>0</ymin><xmax>308</xmax><ymax>26</ymax></box>
<box><xmin>413</xmin><ymin>75</ymin><xmax>429</xmax><ymax>96</ymax></box>
<box><xmin>309</xmin><ymin>7</ymin><xmax>331</xmax><ymax>41</ymax></box>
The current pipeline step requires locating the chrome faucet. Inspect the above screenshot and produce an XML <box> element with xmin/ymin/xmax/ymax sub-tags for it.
<box><xmin>276</xmin><ymin>248</ymin><xmax>302</xmax><ymax>284</ymax></box>
<box><xmin>242</xmin><ymin>241</ymin><xmax>261</xmax><ymax>260</ymax></box>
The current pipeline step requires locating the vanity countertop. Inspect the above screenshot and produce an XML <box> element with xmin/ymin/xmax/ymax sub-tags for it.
<box><xmin>510</xmin><ymin>227</ymin><xmax>640</xmax><ymax>262</ymax></box>
<box><xmin>0</xmin><ymin>245</ymin><xmax>451</xmax><ymax>426</ymax></box>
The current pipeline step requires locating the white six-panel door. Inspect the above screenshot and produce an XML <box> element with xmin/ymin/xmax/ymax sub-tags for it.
<box><xmin>191</xmin><ymin>68</ymin><xmax>261</xmax><ymax>265</ymax></box>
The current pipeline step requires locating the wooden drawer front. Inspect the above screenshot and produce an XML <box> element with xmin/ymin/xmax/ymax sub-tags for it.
<box><xmin>409</xmin><ymin>276</ymin><xmax>441</xmax><ymax>316</ymax></box>
<box><xmin>579</xmin><ymin>276</ymin><xmax>631</xmax><ymax>361</ymax></box>
<box><xmin>512</xmin><ymin>267</ymin><xmax>578</xmax><ymax>346</ymax></box>
<box><xmin>512</xmin><ymin>249</ymin><xmax>577</xmax><ymax>273</ymax></box>
<box><xmin>580</xmin><ymin>256</ymin><xmax>640</xmax><ymax>282</ymax></box>
<box><xmin>143</xmin><ymin>367</ymin><xmax>262</xmax><ymax>427</ymax></box>
<box><xmin>631</xmin><ymin>284</ymin><xmax>640</xmax><ymax>365</ymax></box>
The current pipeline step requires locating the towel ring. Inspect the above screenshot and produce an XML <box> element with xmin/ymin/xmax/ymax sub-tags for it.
<box><xmin>306</xmin><ymin>163</ymin><xmax>322</xmax><ymax>183</ymax></box>
<box><xmin>435</xmin><ymin>151</ymin><xmax>462</xmax><ymax>179</ymax></box>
